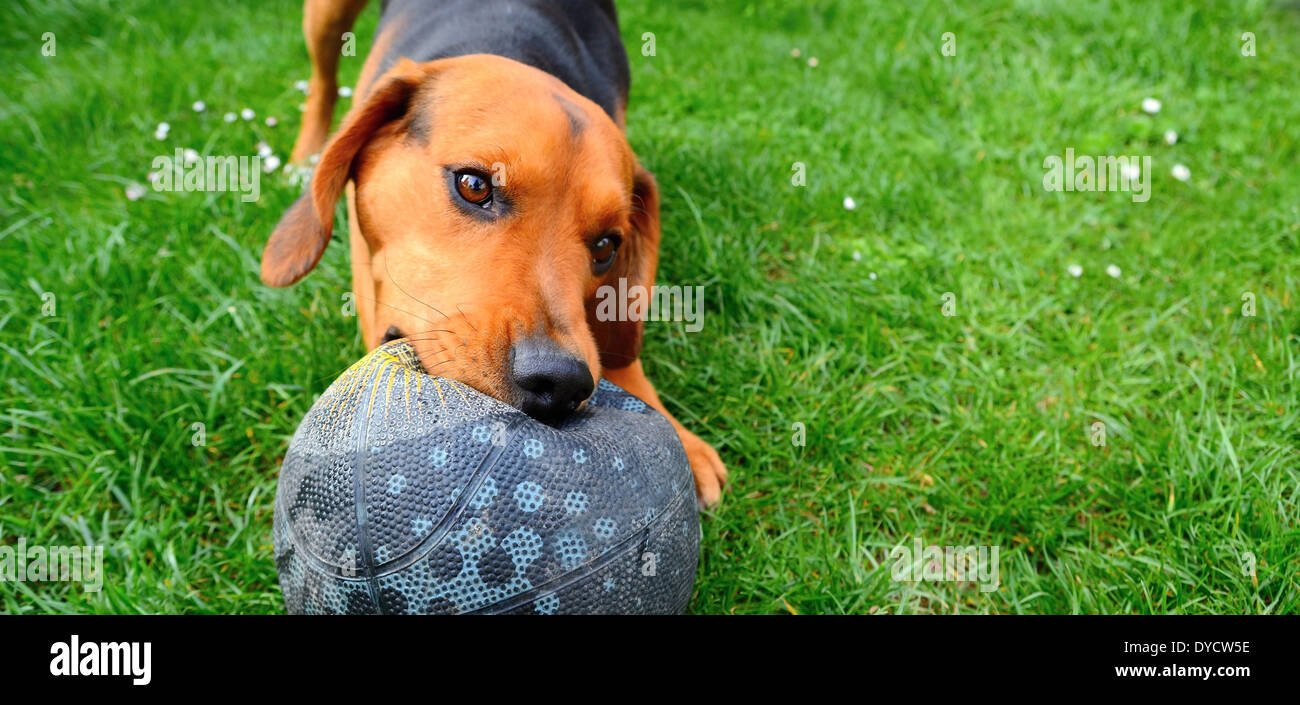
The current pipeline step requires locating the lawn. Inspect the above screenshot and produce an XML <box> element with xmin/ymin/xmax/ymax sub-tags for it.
<box><xmin>1</xmin><ymin>0</ymin><xmax>1297</xmax><ymax>614</ymax></box>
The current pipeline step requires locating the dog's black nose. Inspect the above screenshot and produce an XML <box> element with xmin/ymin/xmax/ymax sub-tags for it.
<box><xmin>509</xmin><ymin>337</ymin><xmax>594</xmax><ymax>424</ymax></box>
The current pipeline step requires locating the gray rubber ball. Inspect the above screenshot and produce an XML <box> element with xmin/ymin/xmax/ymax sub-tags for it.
<box><xmin>273</xmin><ymin>341</ymin><xmax>700</xmax><ymax>614</ymax></box>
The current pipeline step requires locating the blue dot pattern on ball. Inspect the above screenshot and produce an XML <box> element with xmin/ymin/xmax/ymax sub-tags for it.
<box><xmin>533</xmin><ymin>592</ymin><xmax>559</xmax><ymax>615</ymax></box>
<box><xmin>468</xmin><ymin>476</ymin><xmax>497</xmax><ymax>512</ymax></box>
<box><xmin>273</xmin><ymin>341</ymin><xmax>700</xmax><ymax>614</ymax></box>
<box><xmin>513</xmin><ymin>481</ymin><xmax>545</xmax><ymax>513</ymax></box>
<box><xmin>564</xmin><ymin>491</ymin><xmax>588</xmax><ymax>515</ymax></box>
<box><xmin>593</xmin><ymin>518</ymin><xmax>617</xmax><ymax>541</ymax></box>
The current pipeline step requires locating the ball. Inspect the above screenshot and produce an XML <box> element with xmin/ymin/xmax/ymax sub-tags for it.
<box><xmin>273</xmin><ymin>341</ymin><xmax>700</xmax><ymax>614</ymax></box>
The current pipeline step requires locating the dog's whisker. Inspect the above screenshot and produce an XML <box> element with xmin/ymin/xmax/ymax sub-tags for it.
<box><xmin>454</xmin><ymin>303</ymin><xmax>479</xmax><ymax>334</ymax></box>
<box><xmin>383</xmin><ymin>257</ymin><xmax>453</xmax><ymax>322</ymax></box>
<box><xmin>400</xmin><ymin>337</ymin><xmax>466</xmax><ymax>348</ymax></box>
<box><xmin>349</xmin><ymin>289</ymin><xmax>449</xmax><ymax>331</ymax></box>
<box><xmin>396</xmin><ymin>328</ymin><xmax>452</xmax><ymax>341</ymax></box>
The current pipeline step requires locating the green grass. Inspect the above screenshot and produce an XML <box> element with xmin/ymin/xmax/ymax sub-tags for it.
<box><xmin>2</xmin><ymin>0</ymin><xmax>1298</xmax><ymax>614</ymax></box>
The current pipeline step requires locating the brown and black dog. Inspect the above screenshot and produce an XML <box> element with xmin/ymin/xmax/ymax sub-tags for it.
<box><xmin>260</xmin><ymin>0</ymin><xmax>727</xmax><ymax>505</ymax></box>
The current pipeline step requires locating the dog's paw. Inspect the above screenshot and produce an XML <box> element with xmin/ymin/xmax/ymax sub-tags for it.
<box><xmin>677</xmin><ymin>427</ymin><xmax>727</xmax><ymax>508</ymax></box>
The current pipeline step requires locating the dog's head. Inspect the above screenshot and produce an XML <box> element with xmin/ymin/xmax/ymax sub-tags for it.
<box><xmin>261</xmin><ymin>55</ymin><xmax>658</xmax><ymax>424</ymax></box>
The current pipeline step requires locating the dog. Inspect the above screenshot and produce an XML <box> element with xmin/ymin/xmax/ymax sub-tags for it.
<box><xmin>260</xmin><ymin>0</ymin><xmax>727</xmax><ymax>505</ymax></box>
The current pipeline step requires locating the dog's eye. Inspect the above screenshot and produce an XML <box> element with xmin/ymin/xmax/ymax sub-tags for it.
<box><xmin>591</xmin><ymin>234</ymin><xmax>621</xmax><ymax>274</ymax></box>
<box><xmin>455</xmin><ymin>170</ymin><xmax>492</xmax><ymax>206</ymax></box>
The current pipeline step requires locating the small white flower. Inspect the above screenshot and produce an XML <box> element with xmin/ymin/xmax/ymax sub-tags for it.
<box><xmin>807</xmin><ymin>57</ymin><xmax>819</xmax><ymax>67</ymax></box>
<box><xmin>294</xmin><ymin>79</ymin><xmax>309</xmax><ymax>93</ymax></box>
<box><xmin>338</xmin><ymin>86</ymin><xmax>353</xmax><ymax>98</ymax></box>
<box><xmin>1105</xmin><ymin>264</ymin><xmax>1121</xmax><ymax>279</ymax></box>
<box><xmin>125</xmin><ymin>183</ymin><xmax>146</xmax><ymax>201</ymax></box>
<box><xmin>1141</xmin><ymin>97</ymin><xmax>1161</xmax><ymax>114</ymax></box>
<box><xmin>147</xmin><ymin>170</ymin><xmax>163</xmax><ymax>183</ymax></box>
<box><xmin>1163</xmin><ymin>130</ymin><xmax>1178</xmax><ymax>145</ymax></box>
<box><xmin>1067</xmin><ymin>264</ymin><xmax>1083</xmax><ymax>278</ymax></box>
<box><xmin>265</xmin><ymin>116</ymin><xmax>278</xmax><ymax>127</ymax></box>
<box><xmin>256</xmin><ymin>141</ymin><xmax>273</xmax><ymax>158</ymax></box>
<box><xmin>153</xmin><ymin>129</ymin><xmax>168</xmax><ymax>141</ymax></box>
<box><xmin>240</xmin><ymin>108</ymin><xmax>255</xmax><ymax>121</ymax></box>
<box><xmin>791</xmin><ymin>48</ymin><xmax>801</xmax><ymax>58</ymax></box>
<box><xmin>192</xmin><ymin>101</ymin><xmax>205</xmax><ymax>112</ymax></box>
<box><xmin>183</xmin><ymin>148</ymin><xmax>199</xmax><ymax>166</ymax></box>
<box><xmin>263</xmin><ymin>155</ymin><xmax>282</xmax><ymax>173</ymax></box>
<box><xmin>223</xmin><ymin>112</ymin><xmax>237</xmax><ymax>123</ymax></box>
<box><xmin>868</xmin><ymin>271</ymin><xmax>877</xmax><ymax>281</ymax></box>
<box><xmin>852</xmin><ymin>250</ymin><xmax>862</xmax><ymax>262</ymax></box>
<box><xmin>843</xmin><ymin>196</ymin><xmax>856</xmax><ymax>210</ymax></box>
<box><xmin>1171</xmin><ymin>164</ymin><xmax>1190</xmax><ymax>182</ymax></box>
<box><xmin>156</xmin><ymin>121</ymin><xmax>170</xmax><ymax>133</ymax></box>
<box><xmin>1120</xmin><ymin>163</ymin><xmax>1140</xmax><ymax>182</ymax></box>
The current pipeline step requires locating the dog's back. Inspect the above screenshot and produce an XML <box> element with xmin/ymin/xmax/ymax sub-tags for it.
<box><xmin>375</xmin><ymin>0</ymin><xmax>630</xmax><ymax>120</ymax></box>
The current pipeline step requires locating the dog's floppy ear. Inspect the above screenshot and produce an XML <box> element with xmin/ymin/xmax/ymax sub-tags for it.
<box><xmin>592</xmin><ymin>164</ymin><xmax>662</xmax><ymax>369</ymax></box>
<box><xmin>260</xmin><ymin>59</ymin><xmax>433</xmax><ymax>287</ymax></box>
